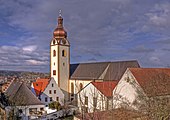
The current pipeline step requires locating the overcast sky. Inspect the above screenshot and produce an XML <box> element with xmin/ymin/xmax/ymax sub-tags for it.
<box><xmin>0</xmin><ymin>0</ymin><xmax>170</xmax><ymax>72</ymax></box>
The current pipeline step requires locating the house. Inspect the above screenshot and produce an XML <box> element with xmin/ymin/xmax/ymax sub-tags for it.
<box><xmin>5</xmin><ymin>81</ymin><xmax>45</xmax><ymax>120</ymax></box>
<box><xmin>77</xmin><ymin>81</ymin><xmax>117</xmax><ymax>113</ymax></box>
<box><xmin>112</xmin><ymin>68</ymin><xmax>170</xmax><ymax>112</ymax></box>
<box><xmin>31</xmin><ymin>77</ymin><xmax>64</xmax><ymax>107</ymax></box>
<box><xmin>49</xmin><ymin>13</ymin><xmax>140</xmax><ymax>102</ymax></box>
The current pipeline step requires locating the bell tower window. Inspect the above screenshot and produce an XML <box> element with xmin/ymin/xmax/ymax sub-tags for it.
<box><xmin>53</xmin><ymin>50</ymin><xmax>56</xmax><ymax>57</ymax></box>
<box><xmin>62</xmin><ymin>50</ymin><xmax>66</xmax><ymax>57</ymax></box>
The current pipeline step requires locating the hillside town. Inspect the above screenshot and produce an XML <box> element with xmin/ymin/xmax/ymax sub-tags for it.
<box><xmin>0</xmin><ymin>12</ymin><xmax>170</xmax><ymax>120</ymax></box>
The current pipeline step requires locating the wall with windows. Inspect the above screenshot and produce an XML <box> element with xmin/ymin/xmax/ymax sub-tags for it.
<box><xmin>40</xmin><ymin>78</ymin><xmax>64</xmax><ymax>107</ymax></box>
<box><xmin>77</xmin><ymin>83</ymin><xmax>109</xmax><ymax>113</ymax></box>
<box><xmin>50</xmin><ymin>38</ymin><xmax>70</xmax><ymax>101</ymax></box>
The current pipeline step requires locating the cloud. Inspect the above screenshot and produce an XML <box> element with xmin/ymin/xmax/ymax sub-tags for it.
<box><xmin>129</xmin><ymin>45</ymin><xmax>155</xmax><ymax>53</ymax></box>
<box><xmin>0</xmin><ymin>0</ymin><xmax>170</xmax><ymax>72</ymax></box>
<box><xmin>22</xmin><ymin>45</ymin><xmax>37</xmax><ymax>52</ymax></box>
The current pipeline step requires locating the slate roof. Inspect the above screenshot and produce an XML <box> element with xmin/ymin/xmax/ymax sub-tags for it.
<box><xmin>6</xmin><ymin>81</ymin><xmax>43</xmax><ymax>106</ymax></box>
<box><xmin>32</xmin><ymin>78</ymin><xmax>50</xmax><ymax>96</ymax></box>
<box><xmin>129</xmin><ymin>68</ymin><xmax>170</xmax><ymax>97</ymax></box>
<box><xmin>92</xmin><ymin>81</ymin><xmax>118</xmax><ymax>97</ymax></box>
<box><xmin>70</xmin><ymin>60</ymin><xmax>140</xmax><ymax>80</ymax></box>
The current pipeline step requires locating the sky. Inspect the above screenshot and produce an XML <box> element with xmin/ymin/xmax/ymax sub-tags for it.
<box><xmin>0</xmin><ymin>0</ymin><xmax>170</xmax><ymax>73</ymax></box>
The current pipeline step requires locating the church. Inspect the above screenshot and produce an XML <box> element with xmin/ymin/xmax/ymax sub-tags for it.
<box><xmin>50</xmin><ymin>13</ymin><xmax>140</xmax><ymax>102</ymax></box>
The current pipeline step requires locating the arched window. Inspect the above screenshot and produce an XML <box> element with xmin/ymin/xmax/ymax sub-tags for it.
<box><xmin>53</xmin><ymin>50</ymin><xmax>56</xmax><ymax>57</ymax></box>
<box><xmin>71</xmin><ymin>83</ymin><xmax>74</xmax><ymax>94</ymax></box>
<box><xmin>53</xmin><ymin>40</ymin><xmax>56</xmax><ymax>45</ymax></box>
<box><xmin>79</xmin><ymin>83</ymin><xmax>83</xmax><ymax>90</ymax></box>
<box><xmin>62</xmin><ymin>50</ymin><xmax>66</xmax><ymax>57</ymax></box>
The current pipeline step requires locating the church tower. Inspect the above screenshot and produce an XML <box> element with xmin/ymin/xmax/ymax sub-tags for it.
<box><xmin>50</xmin><ymin>11</ymin><xmax>70</xmax><ymax>101</ymax></box>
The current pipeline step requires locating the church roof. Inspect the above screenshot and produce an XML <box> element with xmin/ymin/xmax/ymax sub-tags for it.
<box><xmin>129</xmin><ymin>68</ymin><xmax>170</xmax><ymax>97</ymax></box>
<box><xmin>70</xmin><ymin>60</ymin><xmax>140</xmax><ymax>80</ymax></box>
<box><xmin>92</xmin><ymin>81</ymin><xmax>118</xmax><ymax>97</ymax></box>
<box><xmin>6</xmin><ymin>81</ymin><xmax>44</xmax><ymax>106</ymax></box>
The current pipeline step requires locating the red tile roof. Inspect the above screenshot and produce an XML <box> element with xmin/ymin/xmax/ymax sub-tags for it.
<box><xmin>92</xmin><ymin>81</ymin><xmax>118</xmax><ymax>97</ymax></box>
<box><xmin>33</xmin><ymin>78</ymin><xmax>50</xmax><ymax>96</ymax></box>
<box><xmin>129</xmin><ymin>68</ymin><xmax>170</xmax><ymax>97</ymax></box>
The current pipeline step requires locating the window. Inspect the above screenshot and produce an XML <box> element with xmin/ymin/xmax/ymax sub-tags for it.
<box><xmin>49</xmin><ymin>90</ymin><xmax>52</xmax><ymax>94</ymax></box>
<box><xmin>53</xmin><ymin>50</ymin><xmax>56</xmax><ymax>57</ymax></box>
<box><xmin>62</xmin><ymin>50</ymin><xmax>66</xmax><ymax>57</ymax></box>
<box><xmin>45</xmin><ymin>97</ymin><xmax>48</xmax><ymax>102</ymax></box>
<box><xmin>56</xmin><ymin>97</ymin><xmax>59</xmax><ymax>101</ymax></box>
<box><xmin>53</xmin><ymin>70</ymin><xmax>56</xmax><ymax>75</ymax></box>
<box><xmin>50</xmin><ymin>97</ymin><xmax>52</xmax><ymax>101</ymax></box>
<box><xmin>63</xmin><ymin>62</ymin><xmax>65</xmax><ymax>66</ymax></box>
<box><xmin>54</xmin><ymin>90</ymin><xmax>56</xmax><ymax>94</ymax></box>
<box><xmin>29</xmin><ymin>108</ymin><xmax>37</xmax><ymax>114</ymax></box>
<box><xmin>40</xmin><ymin>108</ymin><xmax>44</xmax><ymax>111</ymax></box>
<box><xmin>93</xmin><ymin>97</ymin><xmax>97</xmax><ymax>108</ymax></box>
<box><xmin>79</xmin><ymin>83</ymin><xmax>83</xmax><ymax>90</ymax></box>
<box><xmin>54</xmin><ymin>62</ymin><xmax>55</xmax><ymax>65</ymax></box>
<box><xmin>53</xmin><ymin>40</ymin><xmax>56</xmax><ymax>45</ymax></box>
<box><xmin>71</xmin><ymin>83</ymin><xmax>74</xmax><ymax>94</ymax></box>
<box><xmin>85</xmin><ymin>96</ymin><xmax>88</xmax><ymax>105</ymax></box>
<box><xmin>52</xmin><ymin>83</ymin><xmax>54</xmax><ymax>87</ymax></box>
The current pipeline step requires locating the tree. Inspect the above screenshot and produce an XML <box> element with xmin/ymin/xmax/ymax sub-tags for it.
<box><xmin>48</xmin><ymin>101</ymin><xmax>61</xmax><ymax>111</ymax></box>
<box><xmin>131</xmin><ymin>72</ymin><xmax>170</xmax><ymax>120</ymax></box>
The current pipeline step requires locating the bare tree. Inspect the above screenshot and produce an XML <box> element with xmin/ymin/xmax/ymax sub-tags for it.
<box><xmin>130</xmin><ymin>72</ymin><xmax>170</xmax><ymax>120</ymax></box>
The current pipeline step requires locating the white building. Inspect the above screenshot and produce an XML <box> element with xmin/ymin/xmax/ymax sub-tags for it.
<box><xmin>31</xmin><ymin>78</ymin><xmax>64</xmax><ymax>107</ymax></box>
<box><xmin>6</xmin><ymin>81</ymin><xmax>45</xmax><ymax>120</ymax></box>
<box><xmin>77</xmin><ymin>81</ymin><xmax>117</xmax><ymax>113</ymax></box>
<box><xmin>112</xmin><ymin>68</ymin><xmax>170</xmax><ymax>110</ymax></box>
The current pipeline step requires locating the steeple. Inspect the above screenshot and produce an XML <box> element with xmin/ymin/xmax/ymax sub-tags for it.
<box><xmin>53</xmin><ymin>10</ymin><xmax>67</xmax><ymax>39</ymax></box>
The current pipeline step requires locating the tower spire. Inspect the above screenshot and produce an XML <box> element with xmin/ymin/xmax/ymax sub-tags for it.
<box><xmin>53</xmin><ymin>10</ymin><xmax>67</xmax><ymax>39</ymax></box>
<box><xmin>59</xmin><ymin>9</ymin><xmax>62</xmax><ymax>17</ymax></box>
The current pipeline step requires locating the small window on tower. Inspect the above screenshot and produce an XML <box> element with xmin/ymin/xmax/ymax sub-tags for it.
<box><xmin>53</xmin><ymin>70</ymin><xmax>56</xmax><ymax>75</ymax></box>
<box><xmin>53</xmin><ymin>50</ymin><xmax>56</xmax><ymax>57</ymax></box>
<box><xmin>62</xmin><ymin>50</ymin><xmax>66</xmax><ymax>57</ymax></box>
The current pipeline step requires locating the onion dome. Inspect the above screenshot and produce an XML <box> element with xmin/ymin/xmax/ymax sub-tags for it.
<box><xmin>53</xmin><ymin>12</ymin><xmax>67</xmax><ymax>39</ymax></box>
